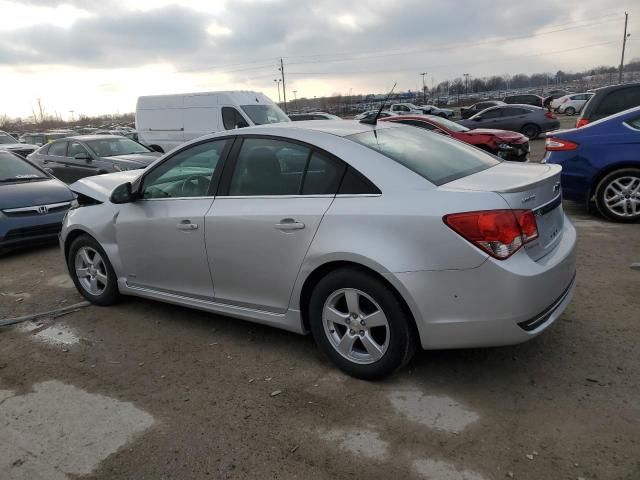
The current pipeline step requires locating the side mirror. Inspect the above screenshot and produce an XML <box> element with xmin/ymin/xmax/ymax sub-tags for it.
<box><xmin>75</xmin><ymin>153</ymin><xmax>92</xmax><ymax>161</ymax></box>
<box><xmin>148</xmin><ymin>144</ymin><xmax>164</xmax><ymax>153</ymax></box>
<box><xmin>111</xmin><ymin>182</ymin><xmax>135</xmax><ymax>204</ymax></box>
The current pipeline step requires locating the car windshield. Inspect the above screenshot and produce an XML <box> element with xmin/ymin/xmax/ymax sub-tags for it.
<box><xmin>240</xmin><ymin>105</ymin><xmax>290</xmax><ymax>125</ymax></box>
<box><xmin>86</xmin><ymin>137</ymin><xmax>151</xmax><ymax>157</ymax></box>
<box><xmin>427</xmin><ymin>116</ymin><xmax>469</xmax><ymax>132</ymax></box>
<box><xmin>348</xmin><ymin>125</ymin><xmax>499</xmax><ymax>186</ymax></box>
<box><xmin>0</xmin><ymin>152</ymin><xmax>48</xmax><ymax>182</ymax></box>
<box><xmin>0</xmin><ymin>133</ymin><xmax>16</xmax><ymax>144</ymax></box>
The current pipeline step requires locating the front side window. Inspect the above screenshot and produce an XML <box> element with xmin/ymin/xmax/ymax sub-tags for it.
<box><xmin>348</xmin><ymin>126</ymin><xmax>499</xmax><ymax>186</ymax></box>
<box><xmin>222</xmin><ymin>107</ymin><xmax>250</xmax><ymax>130</ymax></box>
<box><xmin>240</xmin><ymin>105</ymin><xmax>289</xmax><ymax>125</ymax></box>
<box><xmin>68</xmin><ymin>142</ymin><xmax>89</xmax><ymax>157</ymax></box>
<box><xmin>142</xmin><ymin>140</ymin><xmax>229</xmax><ymax>199</ymax></box>
<box><xmin>48</xmin><ymin>141</ymin><xmax>67</xmax><ymax>156</ymax></box>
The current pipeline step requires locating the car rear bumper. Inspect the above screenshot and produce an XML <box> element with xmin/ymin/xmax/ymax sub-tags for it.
<box><xmin>387</xmin><ymin>216</ymin><xmax>577</xmax><ymax>349</ymax></box>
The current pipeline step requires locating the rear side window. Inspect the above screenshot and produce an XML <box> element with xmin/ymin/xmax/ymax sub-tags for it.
<box><xmin>338</xmin><ymin>168</ymin><xmax>380</xmax><ymax>195</ymax></box>
<box><xmin>597</xmin><ymin>87</ymin><xmax>640</xmax><ymax>116</ymax></box>
<box><xmin>302</xmin><ymin>152</ymin><xmax>345</xmax><ymax>195</ymax></box>
<box><xmin>348</xmin><ymin>126</ymin><xmax>499</xmax><ymax>186</ymax></box>
<box><xmin>480</xmin><ymin>108</ymin><xmax>502</xmax><ymax>119</ymax></box>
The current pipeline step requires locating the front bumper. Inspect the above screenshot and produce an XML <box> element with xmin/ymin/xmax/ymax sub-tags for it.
<box><xmin>387</xmin><ymin>217</ymin><xmax>577</xmax><ymax>349</ymax></box>
<box><xmin>0</xmin><ymin>211</ymin><xmax>67</xmax><ymax>250</ymax></box>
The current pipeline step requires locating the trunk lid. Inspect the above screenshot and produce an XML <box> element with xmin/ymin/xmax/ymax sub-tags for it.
<box><xmin>443</xmin><ymin>162</ymin><xmax>564</xmax><ymax>260</ymax></box>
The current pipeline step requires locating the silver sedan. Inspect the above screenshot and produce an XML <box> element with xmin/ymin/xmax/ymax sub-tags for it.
<box><xmin>60</xmin><ymin>120</ymin><xmax>576</xmax><ymax>379</ymax></box>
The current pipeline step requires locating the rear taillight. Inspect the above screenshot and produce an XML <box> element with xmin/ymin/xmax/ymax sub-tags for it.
<box><xmin>545</xmin><ymin>137</ymin><xmax>578</xmax><ymax>151</ymax></box>
<box><xmin>576</xmin><ymin>118</ymin><xmax>589</xmax><ymax>128</ymax></box>
<box><xmin>443</xmin><ymin>210</ymin><xmax>539</xmax><ymax>260</ymax></box>
<box><xmin>545</xmin><ymin>111</ymin><xmax>556</xmax><ymax>119</ymax></box>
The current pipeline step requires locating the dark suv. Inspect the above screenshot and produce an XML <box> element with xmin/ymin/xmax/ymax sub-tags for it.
<box><xmin>503</xmin><ymin>94</ymin><xmax>543</xmax><ymax>108</ymax></box>
<box><xmin>576</xmin><ymin>82</ymin><xmax>640</xmax><ymax>128</ymax></box>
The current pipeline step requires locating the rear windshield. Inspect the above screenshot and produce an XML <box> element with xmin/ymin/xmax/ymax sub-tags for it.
<box><xmin>347</xmin><ymin>126</ymin><xmax>500</xmax><ymax>186</ymax></box>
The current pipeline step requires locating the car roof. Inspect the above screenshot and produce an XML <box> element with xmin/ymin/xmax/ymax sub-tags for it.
<box><xmin>58</xmin><ymin>134</ymin><xmax>126</xmax><ymax>142</ymax></box>
<box><xmin>240</xmin><ymin>119</ymin><xmax>400</xmax><ymax>137</ymax></box>
<box><xmin>592</xmin><ymin>81</ymin><xmax>640</xmax><ymax>93</ymax></box>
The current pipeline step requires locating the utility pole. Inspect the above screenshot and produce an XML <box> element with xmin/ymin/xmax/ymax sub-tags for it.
<box><xmin>279</xmin><ymin>58</ymin><xmax>288</xmax><ymax>113</ymax></box>
<box><xmin>464</xmin><ymin>73</ymin><xmax>470</xmax><ymax>95</ymax></box>
<box><xmin>619</xmin><ymin>12</ymin><xmax>630</xmax><ymax>83</ymax></box>
<box><xmin>273</xmin><ymin>79</ymin><xmax>281</xmax><ymax>103</ymax></box>
<box><xmin>292</xmin><ymin>90</ymin><xmax>298</xmax><ymax>111</ymax></box>
<box><xmin>69</xmin><ymin>110</ymin><xmax>75</xmax><ymax>122</ymax></box>
<box><xmin>420</xmin><ymin>72</ymin><xmax>427</xmax><ymax>104</ymax></box>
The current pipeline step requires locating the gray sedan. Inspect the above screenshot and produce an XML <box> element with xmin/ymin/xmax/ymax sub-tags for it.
<box><xmin>458</xmin><ymin>104</ymin><xmax>560</xmax><ymax>139</ymax></box>
<box><xmin>28</xmin><ymin>135</ymin><xmax>161</xmax><ymax>184</ymax></box>
<box><xmin>60</xmin><ymin>121</ymin><xmax>576</xmax><ymax>379</ymax></box>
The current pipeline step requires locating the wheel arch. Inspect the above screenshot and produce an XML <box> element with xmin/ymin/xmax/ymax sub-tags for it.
<box><xmin>588</xmin><ymin>161</ymin><xmax>640</xmax><ymax>202</ymax></box>
<box><xmin>298</xmin><ymin>260</ymin><xmax>421</xmax><ymax>343</ymax></box>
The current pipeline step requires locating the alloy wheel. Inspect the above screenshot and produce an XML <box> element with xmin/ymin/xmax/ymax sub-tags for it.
<box><xmin>322</xmin><ymin>288</ymin><xmax>390</xmax><ymax>365</ymax></box>
<box><xmin>603</xmin><ymin>176</ymin><xmax>640</xmax><ymax>218</ymax></box>
<box><xmin>74</xmin><ymin>246</ymin><xmax>108</xmax><ymax>296</ymax></box>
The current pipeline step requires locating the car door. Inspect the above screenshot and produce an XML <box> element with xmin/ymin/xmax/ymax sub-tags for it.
<box><xmin>66</xmin><ymin>141</ymin><xmax>101</xmax><ymax>181</ymax></box>
<box><xmin>473</xmin><ymin>107</ymin><xmax>503</xmax><ymax>127</ymax></box>
<box><xmin>491</xmin><ymin>107</ymin><xmax>528</xmax><ymax>130</ymax></box>
<box><xmin>115</xmin><ymin>138</ymin><xmax>232</xmax><ymax>298</ymax></box>
<box><xmin>205</xmin><ymin>136</ymin><xmax>345</xmax><ymax>313</ymax></box>
<box><xmin>41</xmin><ymin>141</ymin><xmax>71</xmax><ymax>182</ymax></box>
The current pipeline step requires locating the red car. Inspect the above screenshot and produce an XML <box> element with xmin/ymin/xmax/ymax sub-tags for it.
<box><xmin>380</xmin><ymin>115</ymin><xmax>530</xmax><ymax>161</ymax></box>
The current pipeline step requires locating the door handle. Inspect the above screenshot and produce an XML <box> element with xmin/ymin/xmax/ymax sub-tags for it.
<box><xmin>275</xmin><ymin>218</ymin><xmax>305</xmax><ymax>231</ymax></box>
<box><xmin>177</xmin><ymin>220</ymin><xmax>199</xmax><ymax>231</ymax></box>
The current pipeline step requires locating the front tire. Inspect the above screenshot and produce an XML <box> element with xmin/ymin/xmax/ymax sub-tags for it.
<box><xmin>594</xmin><ymin>169</ymin><xmax>640</xmax><ymax>222</ymax></box>
<box><xmin>68</xmin><ymin>235</ymin><xmax>120</xmax><ymax>305</ymax></box>
<box><xmin>308</xmin><ymin>268</ymin><xmax>415</xmax><ymax>380</ymax></box>
<box><xmin>565</xmin><ymin>106</ymin><xmax>576</xmax><ymax>116</ymax></box>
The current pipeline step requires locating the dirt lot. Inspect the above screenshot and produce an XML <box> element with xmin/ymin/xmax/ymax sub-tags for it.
<box><xmin>1</xmin><ymin>116</ymin><xmax>639</xmax><ymax>480</ymax></box>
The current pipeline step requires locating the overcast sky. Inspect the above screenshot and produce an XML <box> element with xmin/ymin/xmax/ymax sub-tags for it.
<box><xmin>0</xmin><ymin>0</ymin><xmax>635</xmax><ymax>119</ymax></box>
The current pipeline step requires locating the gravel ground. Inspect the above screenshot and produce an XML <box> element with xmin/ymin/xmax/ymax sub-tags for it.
<box><xmin>1</xmin><ymin>114</ymin><xmax>638</xmax><ymax>480</ymax></box>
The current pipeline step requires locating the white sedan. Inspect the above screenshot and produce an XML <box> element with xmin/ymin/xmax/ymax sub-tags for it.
<box><xmin>552</xmin><ymin>93</ymin><xmax>594</xmax><ymax>115</ymax></box>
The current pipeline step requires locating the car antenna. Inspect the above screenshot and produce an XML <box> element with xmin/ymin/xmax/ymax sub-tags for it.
<box><xmin>360</xmin><ymin>82</ymin><xmax>397</xmax><ymax>125</ymax></box>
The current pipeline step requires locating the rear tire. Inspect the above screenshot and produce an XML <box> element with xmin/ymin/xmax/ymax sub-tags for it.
<box><xmin>594</xmin><ymin>168</ymin><xmax>640</xmax><ymax>223</ymax></box>
<box><xmin>565</xmin><ymin>106</ymin><xmax>576</xmax><ymax>116</ymax></box>
<box><xmin>520</xmin><ymin>124</ymin><xmax>540</xmax><ymax>139</ymax></box>
<box><xmin>308</xmin><ymin>268</ymin><xmax>416</xmax><ymax>380</ymax></box>
<box><xmin>68</xmin><ymin>235</ymin><xmax>120</xmax><ymax>305</ymax></box>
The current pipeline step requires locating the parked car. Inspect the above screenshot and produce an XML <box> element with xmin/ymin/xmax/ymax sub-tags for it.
<box><xmin>460</xmin><ymin>101</ymin><xmax>506</xmax><ymax>119</ymax></box>
<box><xmin>418</xmin><ymin>104</ymin><xmax>455</xmax><ymax>118</ymax></box>
<box><xmin>353</xmin><ymin>110</ymin><xmax>398</xmax><ymax>120</ymax></box>
<box><xmin>543</xmin><ymin>90</ymin><xmax>569</xmax><ymax>109</ymax></box>
<box><xmin>388</xmin><ymin>103</ymin><xmax>424</xmax><ymax>114</ymax></box>
<box><xmin>503</xmin><ymin>94</ymin><xmax>543</xmax><ymax>108</ymax></box>
<box><xmin>136</xmin><ymin>90</ymin><xmax>289</xmax><ymax>153</ymax></box>
<box><xmin>0</xmin><ymin>130</ymin><xmax>39</xmax><ymax>157</ymax></box>
<box><xmin>19</xmin><ymin>131</ymin><xmax>75</xmax><ymax>146</ymax></box>
<box><xmin>544</xmin><ymin>106</ymin><xmax>640</xmax><ymax>222</ymax></box>
<box><xmin>289</xmin><ymin>112</ymin><xmax>342</xmax><ymax>121</ymax></box>
<box><xmin>0</xmin><ymin>151</ymin><xmax>75</xmax><ymax>253</ymax></box>
<box><xmin>381</xmin><ymin>115</ymin><xmax>530</xmax><ymax>161</ymax></box>
<box><xmin>28</xmin><ymin>135</ymin><xmax>161</xmax><ymax>184</ymax></box>
<box><xmin>61</xmin><ymin>120</ymin><xmax>576</xmax><ymax>379</ymax></box>
<box><xmin>458</xmin><ymin>105</ymin><xmax>559</xmax><ymax>139</ymax></box>
<box><xmin>552</xmin><ymin>93</ymin><xmax>594</xmax><ymax>115</ymax></box>
<box><xmin>576</xmin><ymin>82</ymin><xmax>640</xmax><ymax>128</ymax></box>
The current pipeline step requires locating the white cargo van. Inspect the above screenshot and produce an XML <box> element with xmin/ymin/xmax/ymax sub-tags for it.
<box><xmin>136</xmin><ymin>91</ymin><xmax>289</xmax><ymax>153</ymax></box>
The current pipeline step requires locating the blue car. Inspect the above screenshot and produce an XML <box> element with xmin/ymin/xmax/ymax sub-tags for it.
<box><xmin>0</xmin><ymin>151</ymin><xmax>75</xmax><ymax>253</ymax></box>
<box><xmin>544</xmin><ymin>106</ymin><xmax>640</xmax><ymax>222</ymax></box>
